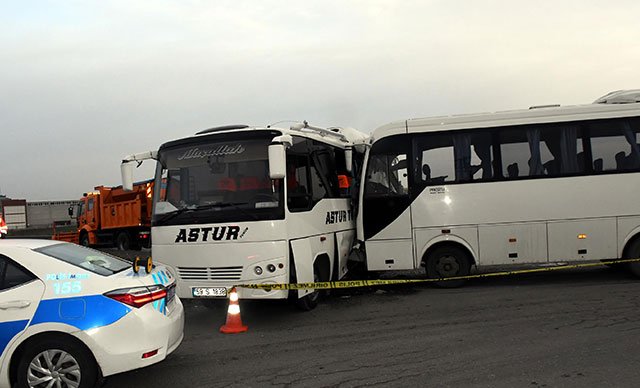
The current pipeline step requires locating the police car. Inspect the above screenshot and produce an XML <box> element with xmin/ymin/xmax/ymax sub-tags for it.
<box><xmin>0</xmin><ymin>240</ymin><xmax>184</xmax><ymax>388</ymax></box>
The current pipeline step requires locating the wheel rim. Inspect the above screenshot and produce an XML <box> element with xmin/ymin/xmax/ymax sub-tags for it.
<box><xmin>27</xmin><ymin>349</ymin><xmax>81</xmax><ymax>388</ymax></box>
<box><xmin>435</xmin><ymin>255</ymin><xmax>461</xmax><ymax>277</ymax></box>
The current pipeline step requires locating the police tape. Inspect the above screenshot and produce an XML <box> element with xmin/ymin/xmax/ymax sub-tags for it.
<box><xmin>234</xmin><ymin>258</ymin><xmax>640</xmax><ymax>291</ymax></box>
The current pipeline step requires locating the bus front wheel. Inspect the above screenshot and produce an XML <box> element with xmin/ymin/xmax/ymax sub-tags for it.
<box><xmin>295</xmin><ymin>271</ymin><xmax>321</xmax><ymax>311</ymax></box>
<box><xmin>425</xmin><ymin>246</ymin><xmax>471</xmax><ymax>288</ymax></box>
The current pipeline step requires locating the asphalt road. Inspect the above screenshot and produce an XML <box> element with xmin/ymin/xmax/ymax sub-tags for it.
<box><xmin>101</xmin><ymin>257</ymin><xmax>640</xmax><ymax>388</ymax></box>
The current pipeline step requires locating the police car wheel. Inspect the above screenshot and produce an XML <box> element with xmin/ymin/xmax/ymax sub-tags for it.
<box><xmin>16</xmin><ymin>338</ymin><xmax>97</xmax><ymax>388</ymax></box>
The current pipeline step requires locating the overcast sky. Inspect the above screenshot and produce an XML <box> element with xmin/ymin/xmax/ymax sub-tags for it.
<box><xmin>1</xmin><ymin>0</ymin><xmax>639</xmax><ymax>200</ymax></box>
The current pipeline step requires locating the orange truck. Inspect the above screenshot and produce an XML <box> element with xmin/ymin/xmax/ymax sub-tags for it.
<box><xmin>53</xmin><ymin>180</ymin><xmax>154</xmax><ymax>250</ymax></box>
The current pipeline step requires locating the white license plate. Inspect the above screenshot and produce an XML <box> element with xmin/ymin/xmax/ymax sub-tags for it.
<box><xmin>192</xmin><ymin>287</ymin><xmax>227</xmax><ymax>297</ymax></box>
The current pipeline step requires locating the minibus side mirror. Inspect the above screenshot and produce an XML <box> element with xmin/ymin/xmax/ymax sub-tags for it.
<box><xmin>268</xmin><ymin>135</ymin><xmax>293</xmax><ymax>179</ymax></box>
<box><xmin>345</xmin><ymin>147</ymin><xmax>353</xmax><ymax>173</ymax></box>
<box><xmin>268</xmin><ymin>144</ymin><xmax>286</xmax><ymax>179</ymax></box>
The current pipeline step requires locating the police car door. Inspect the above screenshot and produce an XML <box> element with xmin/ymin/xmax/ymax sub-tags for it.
<box><xmin>0</xmin><ymin>255</ymin><xmax>45</xmax><ymax>360</ymax></box>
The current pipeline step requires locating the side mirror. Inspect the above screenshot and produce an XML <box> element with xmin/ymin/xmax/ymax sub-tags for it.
<box><xmin>268</xmin><ymin>144</ymin><xmax>286</xmax><ymax>179</ymax></box>
<box><xmin>345</xmin><ymin>147</ymin><xmax>353</xmax><ymax>173</ymax></box>
<box><xmin>268</xmin><ymin>135</ymin><xmax>292</xmax><ymax>180</ymax></box>
<box><xmin>67</xmin><ymin>206</ymin><xmax>74</xmax><ymax>217</ymax></box>
<box><xmin>121</xmin><ymin>162</ymin><xmax>134</xmax><ymax>191</ymax></box>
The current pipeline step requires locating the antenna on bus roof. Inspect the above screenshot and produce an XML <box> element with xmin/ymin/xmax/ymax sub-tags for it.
<box><xmin>289</xmin><ymin>120</ymin><xmax>348</xmax><ymax>142</ymax></box>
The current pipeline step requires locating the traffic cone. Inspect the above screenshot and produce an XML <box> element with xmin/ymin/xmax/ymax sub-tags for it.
<box><xmin>219</xmin><ymin>287</ymin><xmax>248</xmax><ymax>334</ymax></box>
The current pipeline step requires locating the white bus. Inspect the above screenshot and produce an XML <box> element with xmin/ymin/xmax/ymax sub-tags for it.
<box><xmin>122</xmin><ymin>123</ymin><xmax>367</xmax><ymax>309</ymax></box>
<box><xmin>357</xmin><ymin>90</ymin><xmax>640</xmax><ymax>286</ymax></box>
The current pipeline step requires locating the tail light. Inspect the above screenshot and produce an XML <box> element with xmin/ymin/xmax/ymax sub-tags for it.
<box><xmin>105</xmin><ymin>284</ymin><xmax>167</xmax><ymax>308</ymax></box>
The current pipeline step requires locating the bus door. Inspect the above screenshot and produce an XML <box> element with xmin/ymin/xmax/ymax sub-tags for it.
<box><xmin>362</xmin><ymin>136</ymin><xmax>414</xmax><ymax>271</ymax></box>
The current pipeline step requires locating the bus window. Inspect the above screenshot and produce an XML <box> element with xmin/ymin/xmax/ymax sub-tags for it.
<box><xmin>415</xmin><ymin>132</ymin><xmax>493</xmax><ymax>184</ymax></box>
<box><xmin>499</xmin><ymin>125</ymin><xmax>583</xmax><ymax>178</ymax></box>
<box><xmin>415</xmin><ymin>135</ymin><xmax>454</xmax><ymax>185</ymax></box>
<box><xmin>588</xmin><ymin>119</ymin><xmax>640</xmax><ymax>172</ymax></box>
<box><xmin>365</xmin><ymin>154</ymin><xmax>408</xmax><ymax>196</ymax></box>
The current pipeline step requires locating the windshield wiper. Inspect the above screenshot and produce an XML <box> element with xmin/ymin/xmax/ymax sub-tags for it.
<box><xmin>155</xmin><ymin>206</ymin><xmax>197</xmax><ymax>224</ymax></box>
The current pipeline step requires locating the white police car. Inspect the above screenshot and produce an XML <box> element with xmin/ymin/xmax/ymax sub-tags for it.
<box><xmin>0</xmin><ymin>240</ymin><xmax>184</xmax><ymax>388</ymax></box>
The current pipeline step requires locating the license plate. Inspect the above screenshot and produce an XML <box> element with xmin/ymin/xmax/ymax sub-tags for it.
<box><xmin>192</xmin><ymin>287</ymin><xmax>227</xmax><ymax>297</ymax></box>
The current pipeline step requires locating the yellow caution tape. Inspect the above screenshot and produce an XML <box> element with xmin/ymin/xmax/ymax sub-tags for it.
<box><xmin>235</xmin><ymin>258</ymin><xmax>640</xmax><ymax>291</ymax></box>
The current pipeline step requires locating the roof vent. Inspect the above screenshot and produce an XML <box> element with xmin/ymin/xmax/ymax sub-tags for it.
<box><xmin>593</xmin><ymin>89</ymin><xmax>640</xmax><ymax>104</ymax></box>
<box><xmin>196</xmin><ymin>125</ymin><xmax>250</xmax><ymax>135</ymax></box>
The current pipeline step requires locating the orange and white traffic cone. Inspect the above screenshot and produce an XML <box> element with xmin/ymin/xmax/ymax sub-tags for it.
<box><xmin>220</xmin><ymin>287</ymin><xmax>248</xmax><ymax>334</ymax></box>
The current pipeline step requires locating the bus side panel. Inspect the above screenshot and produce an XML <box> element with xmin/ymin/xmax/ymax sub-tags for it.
<box><xmin>290</xmin><ymin>239</ymin><xmax>315</xmax><ymax>298</ymax></box>
<box><xmin>617</xmin><ymin>216</ymin><xmax>640</xmax><ymax>257</ymax></box>
<box><xmin>478</xmin><ymin>222</ymin><xmax>547</xmax><ymax>265</ymax></box>
<box><xmin>290</xmin><ymin>234</ymin><xmax>336</xmax><ymax>297</ymax></box>
<box><xmin>365</xmin><ymin>239</ymin><xmax>414</xmax><ymax>271</ymax></box>
<box><xmin>548</xmin><ymin>218</ymin><xmax>617</xmax><ymax>261</ymax></box>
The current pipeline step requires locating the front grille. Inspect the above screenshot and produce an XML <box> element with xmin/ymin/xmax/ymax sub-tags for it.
<box><xmin>177</xmin><ymin>266</ymin><xmax>243</xmax><ymax>281</ymax></box>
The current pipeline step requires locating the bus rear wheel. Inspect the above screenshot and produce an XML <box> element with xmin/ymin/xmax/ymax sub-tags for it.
<box><xmin>425</xmin><ymin>246</ymin><xmax>471</xmax><ymax>288</ymax></box>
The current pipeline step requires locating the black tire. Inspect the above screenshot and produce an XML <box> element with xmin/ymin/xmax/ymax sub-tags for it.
<box><xmin>16</xmin><ymin>337</ymin><xmax>98</xmax><ymax>388</ymax></box>
<box><xmin>116</xmin><ymin>231</ymin><xmax>131</xmax><ymax>251</ymax></box>
<box><xmin>296</xmin><ymin>271</ymin><xmax>321</xmax><ymax>311</ymax></box>
<box><xmin>79</xmin><ymin>233</ymin><xmax>90</xmax><ymax>247</ymax></box>
<box><xmin>425</xmin><ymin>245</ymin><xmax>471</xmax><ymax>288</ymax></box>
<box><xmin>625</xmin><ymin>239</ymin><xmax>640</xmax><ymax>277</ymax></box>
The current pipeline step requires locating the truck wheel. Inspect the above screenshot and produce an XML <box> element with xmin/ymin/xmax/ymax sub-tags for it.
<box><xmin>79</xmin><ymin>233</ymin><xmax>89</xmax><ymax>247</ymax></box>
<box><xmin>16</xmin><ymin>337</ymin><xmax>98</xmax><ymax>388</ymax></box>
<box><xmin>425</xmin><ymin>246</ymin><xmax>471</xmax><ymax>288</ymax></box>
<box><xmin>116</xmin><ymin>232</ymin><xmax>131</xmax><ymax>251</ymax></box>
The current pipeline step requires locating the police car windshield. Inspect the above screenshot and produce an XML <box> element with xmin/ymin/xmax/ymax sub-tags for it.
<box><xmin>35</xmin><ymin>243</ymin><xmax>130</xmax><ymax>276</ymax></box>
<box><xmin>153</xmin><ymin>134</ymin><xmax>284</xmax><ymax>225</ymax></box>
